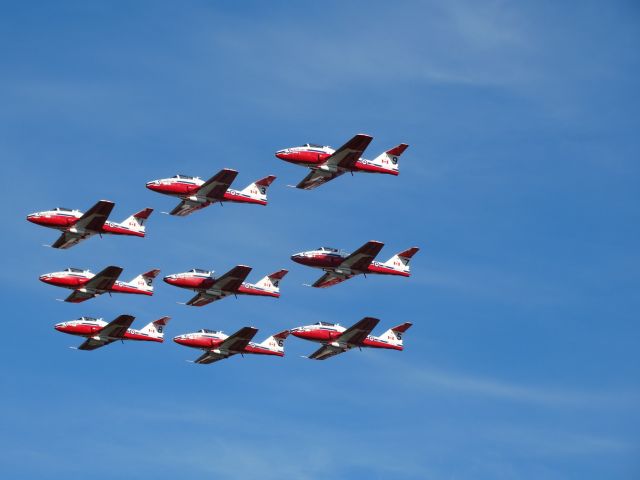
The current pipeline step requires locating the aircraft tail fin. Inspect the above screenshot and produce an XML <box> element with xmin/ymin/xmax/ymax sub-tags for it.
<box><xmin>258</xmin><ymin>330</ymin><xmax>290</xmax><ymax>355</ymax></box>
<box><xmin>139</xmin><ymin>316</ymin><xmax>171</xmax><ymax>340</ymax></box>
<box><xmin>370</xmin><ymin>143</ymin><xmax>408</xmax><ymax>173</ymax></box>
<box><xmin>121</xmin><ymin>208</ymin><xmax>153</xmax><ymax>234</ymax></box>
<box><xmin>378</xmin><ymin>322</ymin><xmax>412</xmax><ymax>349</ymax></box>
<box><xmin>129</xmin><ymin>269</ymin><xmax>160</xmax><ymax>292</ymax></box>
<box><xmin>254</xmin><ymin>269</ymin><xmax>288</xmax><ymax>295</ymax></box>
<box><xmin>240</xmin><ymin>175</ymin><xmax>276</xmax><ymax>204</ymax></box>
<box><xmin>383</xmin><ymin>247</ymin><xmax>419</xmax><ymax>274</ymax></box>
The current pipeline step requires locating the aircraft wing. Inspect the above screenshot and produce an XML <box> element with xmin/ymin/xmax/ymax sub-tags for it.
<box><xmin>307</xmin><ymin>344</ymin><xmax>346</xmax><ymax>360</ymax></box>
<box><xmin>83</xmin><ymin>266</ymin><xmax>123</xmax><ymax>291</ymax></box>
<box><xmin>339</xmin><ymin>240</ymin><xmax>384</xmax><ymax>272</ymax></box>
<box><xmin>193</xmin><ymin>350</ymin><xmax>230</xmax><ymax>364</ymax></box>
<box><xmin>196</xmin><ymin>168</ymin><xmax>239</xmax><ymax>201</ymax></box>
<box><xmin>311</xmin><ymin>271</ymin><xmax>353</xmax><ymax>288</ymax></box>
<box><xmin>51</xmin><ymin>231</ymin><xmax>91</xmax><ymax>249</ymax></box>
<box><xmin>77</xmin><ymin>337</ymin><xmax>117</xmax><ymax>351</ymax></box>
<box><xmin>64</xmin><ymin>290</ymin><xmax>98</xmax><ymax>303</ymax></box>
<box><xmin>74</xmin><ymin>200</ymin><xmax>115</xmax><ymax>232</ymax></box>
<box><xmin>210</xmin><ymin>265</ymin><xmax>252</xmax><ymax>293</ymax></box>
<box><xmin>169</xmin><ymin>200</ymin><xmax>209</xmax><ymax>217</ymax></box>
<box><xmin>99</xmin><ymin>314</ymin><xmax>135</xmax><ymax>339</ymax></box>
<box><xmin>338</xmin><ymin>317</ymin><xmax>380</xmax><ymax>346</ymax></box>
<box><xmin>296</xmin><ymin>169</ymin><xmax>345</xmax><ymax>190</ymax></box>
<box><xmin>185</xmin><ymin>291</ymin><xmax>226</xmax><ymax>307</ymax></box>
<box><xmin>323</xmin><ymin>134</ymin><xmax>373</xmax><ymax>170</ymax></box>
<box><xmin>219</xmin><ymin>326</ymin><xmax>259</xmax><ymax>353</ymax></box>
<box><xmin>77</xmin><ymin>315</ymin><xmax>135</xmax><ymax>350</ymax></box>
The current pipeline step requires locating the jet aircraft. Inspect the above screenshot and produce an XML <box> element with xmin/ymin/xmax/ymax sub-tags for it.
<box><xmin>39</xmin><ymin>265</ymin><xmax>159</xmax><ymax>303</ymax></box>
<box><xmin>54</xmin><ymin>315</ymin><xmax>170</xmax><ymax>350</ymax></box>
<box><xmin>275</xmin><ymin>133</ymin><xmax>408</xmax><ymax>189</ymax></box>
<box><xmin>290</xmin><ymin>317</ymin><xmax>412</xmax><ymax>360</ymax></box>
<box><xmin>174</xmin><ymin>327</ymin><xmax>290</xmax><ymax>364</ymax></box>
<box><xmin>164</xmin><ymin>266</ymin><xmax>288</xmax><ymax>306</ymax></box>
<box><xmin>291</xmin><ymin>241</ymin><xmax>419</xmax><ymax>288</ymax></box>
<box><xmin>146</xmin><ymin>168</ymin><xmax>276</xmax><ymax>216</ymax></box>
<box><xmin>27</xmin><ymin>200</ymin><xmax>153</xmax><ymax>249</ymax></box>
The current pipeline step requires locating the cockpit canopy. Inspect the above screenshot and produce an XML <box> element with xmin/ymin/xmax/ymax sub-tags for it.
<box><xmin>80</xmin><ymin>316</ymin><xmax>99</xmax><ymax>322</ymax></box>
<box><xmin>173</xmin><ymin>174</ymin><xmax>196</xmax><ymax>180</ymax></box>
<box><xmin>54</xmin><ymin>207</ymin><xmax>74</xmax><ymax>212</ymax></box>
<box><xmin>314</xmin><ymin>321</ymin><xmax>336</xmax><ymax>326</ymax></box>
<box><xmin>198</xmin><ymin>329</ymin><xmax>218</xmax><ymax>334</ymax></box>
<box><xmin>65</xmin><ymin>267</ymin><xmax>87</xmax><ymax>273</ymax></box>
<box><xmin>317</xmin><ymin>247</ymin><xmax>338</xmax><ymax>253</ymax></box>
<box><xmin>189</xmin><ymin>268</ymin><xmax>211</xmax><ymax>275</ymax></box>
<box><xmin>304</xmin><ymin>143</ymin><xmax>325</xmax><ymax>148</ymax></box>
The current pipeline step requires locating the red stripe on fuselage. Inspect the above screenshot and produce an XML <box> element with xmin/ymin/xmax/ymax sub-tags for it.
<box><xmin>353</xmin><ymin>161</ymin><xmax>398</xmax><ymax>175</ymax></box>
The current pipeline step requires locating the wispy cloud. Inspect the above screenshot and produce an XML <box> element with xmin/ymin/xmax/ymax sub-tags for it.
<box><xmin>366</xmin><ymin>354</ymin><xmax>638</xmax><ymax>409</ymax></box>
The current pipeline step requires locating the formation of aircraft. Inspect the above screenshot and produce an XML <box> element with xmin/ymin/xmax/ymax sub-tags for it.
<box><xmin>27</xmin><ymin>201</ymin><xmax>152</xmax><ymax>249</ymax></box>
<box><xmin>55</xmin><ymin>315</ymin><xmax>170</xmax><ymax>350</ymax></box>
<box><xmin>39</xmin><ymin>265</ymin><xmax>159</xmax><ymax>303</ymax></box>
<box><xmin>291</xmin><ymin>240</ymin><xmax>419</xmax><ymax>288</ymax></box>
<box><xmin>163</xmin><ymin>266</ymin><xmax>288</xmax><ymax>306</ymax></box>
<box><xmin>275</xmin><ymin>133</ymin><xmax>408</xmax><ymax>189</ymax></box>
<box><xmin>146</xmin><ymin>168</ymin><xmax>276</xmax><ymax>216</ymax></box>
<box><xmin>30</xmin><ymin>134</ymin><xmax>418</xmax><ymax>363</ymax></box>
<box><xmin>290</xmin><ymin>317</ymin><xmax>412</xmax><ymax>360</ymax></box>
<box><xmin>174</xmin><ymin>327</ymin><xmax>290</xmax><ymax>364</ymax></box>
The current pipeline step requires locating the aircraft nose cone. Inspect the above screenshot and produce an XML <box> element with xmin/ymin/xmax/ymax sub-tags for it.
<box><xmin>54</xmin><ymin>323</ymin><xmax>65</xmax><ymax>332</ymax></box>
<box><xmin>146</xmin><ymin>180</ymin><xmax>161</xmax><ymax>191</ymax></box>
<box><xmin>173</xmin><ymin>336</ymin><xmax>187</xmax><ymax>345</ymax></box>
<box><xmin>26</xmin><ymin>214</ymin><xmax>37</xmax><ymax>223</ymax></box>
<box><xmin>275</xmin><ymin>149</ymin><xmax>291</xmax><ymax>160</ymax></box>
<box><xmin>163</xmin><ymin>275</ymin><xmax>176</xmax><ymax>285</ymax></box>
<box><xmin>39</xmin><ymin>274</ymin><xmax>51</xmax><ymax>283</ymax></box>
<box><xmin>290</xmin><ymin>253</ymin><xmax>303</xmax><ymax>263</ymax></box>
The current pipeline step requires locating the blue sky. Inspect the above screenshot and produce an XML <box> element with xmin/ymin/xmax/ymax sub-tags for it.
<box><xmin>1</xmin><ymin>1</ymin><xmax>639</xmax><ymax>478</ymax></box>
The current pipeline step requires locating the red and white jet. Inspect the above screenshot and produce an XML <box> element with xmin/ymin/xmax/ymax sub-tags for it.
<box><xmin>164</xmin><ymin>266</ymin><xmax>288</xmax><ymax>306</ymax></box>
<box><xmin>27</xmin><ymin>200</ymin><xmax>153</xmax><ymax>249</ymax></box>
<box><xmin>54</xmin><ymin>315</ymin><xmax>170</xmax><ymax>350</ymax></box>
<box><xmin>291</xmin><ymin>241</ymin><xmax>419</xmax><ymax>288</ymax></box>
<box><xmin>275</xmin><ymin>134</ymin><xmax>408</xmax><ymax>189</ymax></box>
<box><xmin>174</xmin><ymin>327</ymin><xmax>290</xmax><ymax>364</ymax></box>
<box><xmin>146</xmin><ymin>168</ymin><xmax>276</xmax><ymax>216</ymax></box>
<box><xmin>290</xmin><ymin>317</ymin><xmax>412</xmax><ymax>360</ymax></box>
<box><xmin>39</xmin><ymin>265</ymin><xmax>160</xmax><ymax>303</ymax></box>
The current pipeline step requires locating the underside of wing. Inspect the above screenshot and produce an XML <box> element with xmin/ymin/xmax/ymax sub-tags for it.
<box><xmin>170</xmin><ymin>200</ymin><xmax>209</xmax><ymax>217</ymax></box>
<box><xmin>311</xmin><ymin>271</ymin><xmax>353</xmax><ymax>288</ymax></box>
<box><xmin>51</xmin><ymin>231</ymin><xmax>92</xmax><ymax>249</ymax></box>
<box><xmin>84</xmin><ymin>266</ymin><xmax>123</xmax><ymax>291</ymax></box>
<box><xmin>186</xmin><ymin>291</ymin><xmax>224</xmax><ymax>307</ymax></box>
<box><xmin>338</xmin><ymin>317</ymin><xmax>380</xmax><ymax>346</ymax></box>
<box><xmin>308</xmin><ymin>344</ymin><xmax>345</xmax><ymax>360</ymax></box>
<box><xmin>211</xmin><ymin>265</ymin><xmax>252</xmax><ymax>293</ymax></box>
<box><xmin>340</xmin><ymin>240</ymin><xmax>385</xmax><ymax>272</ymax></box>
<box><xmin>193</xmin><ymin>350</ymin><xmax>230</xmax><ymax>364</ymax></box>
<box><xmin>75</xmin><ymin>200</ymin><xmax>115</xmax><ymax>231</ymax></box>
<box><xmin>77</xmin><ymin>337</ymin><xmax>116</xmax><ymax>351</ymax></box>
<box><xmin>324</xmin><ymin>134</ymin><xmax>373</xmax><ymax>170</ymax></box>
<box><xmin>197</xmin><ymin>168</ymin><xmax>238</xmax><ymax>201</ymax></box>
<box><xmin>296</xmin><ymin>169</ymin><xmax>344</xmax><ymax>190</ymax></box>
<box><xmin>64</xmin><ymin>289</ymin><xmax>99</xmax><ymax>303</ymax></box>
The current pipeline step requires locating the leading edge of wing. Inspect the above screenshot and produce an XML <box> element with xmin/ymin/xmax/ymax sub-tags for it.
<box><xmin>338</xmin><ymin>317</ymin><xmax>380</xmax><ymax>346</ymax></box>
<box><xmin>219</xmin><ymin>326</ymin><xmax>258</xmax><ymax>353</ymax></box>
<box><xmin>84</xmin><ymin>265</ymin><xmax>124</xmax><ymax>291</ymax></box>
<box><xmin>324</xmin><ymin>133</ymin><xmax>373</xmax><ymax>169</ymax></box>
<box><xmin>75</xmin><ymin>200</ymin><xmax>115</xmax><ymax>232</ymax></box>
<box><xmin>339</xmin><ymin>240</ymin><xmax>385</xmax><ymax>272</ymax></box>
